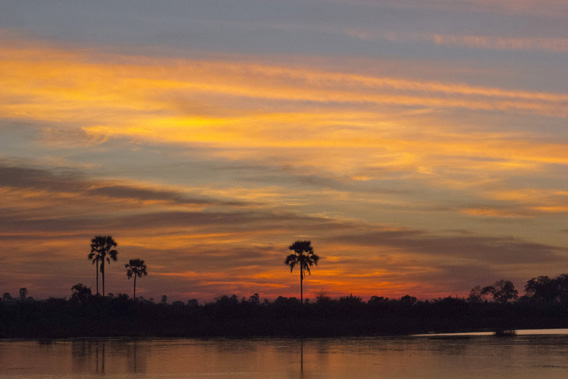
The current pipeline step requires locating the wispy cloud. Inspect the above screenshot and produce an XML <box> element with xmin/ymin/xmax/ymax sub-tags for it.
<box><xmin>342</xmin><ymin>26</ymin><xmax>568</xmax><ymax>53</ymax></box>
<box><xmin>479</xmin><ymin>188</ymin><xmax>568</xmax><ymax>215</ymax></box>
<box><xmin>2</xmin><ymin>39</ymin><xmax>566</xmax><ymax>179</ymax></box>
<box><xmin>0</xmin><ymin>162</ymin><xmax>250</xmax><ymax>215</ymax></box>
<box><xmin>386</xmin><ymin>32</ymin><xmax>568</xmax><ymax>53</ymax></box>
<box><xmin>335</xmin><ymin>0</ymin><xmax>568</xmax><ymax>18</ymax></box>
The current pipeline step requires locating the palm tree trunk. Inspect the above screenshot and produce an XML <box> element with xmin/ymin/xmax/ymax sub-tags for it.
<box><xmin>101</xmin><ymin>262</ymin><xmax>105</xmax><ymax>297</ymax></box>
<box><xmin>133</xmin><ymin>275</ymin><xmax>137</xmax><ymax>299</ymax></box>
<box><xmin>300</xmin><ymin>339</ymin><xmax>304</xmax><ymax>374</ymax></box>
<box><xmin>95</xmin><ymin>260</ymin><xmax>99</xmax><ymax>295</ymax></box>
<box><xmin>300</xmin><ymin>270</ymin><xmax>303</xmax><ymax>305</ymax></box>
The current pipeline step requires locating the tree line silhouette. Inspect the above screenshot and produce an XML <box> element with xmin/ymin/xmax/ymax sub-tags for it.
<box><xmin>2</xmin><ymin>236</ymin><xmax>568</xmax><ymax>338</ymax></box>
<box><xmin>2</xmin><ymin>277</ymin><xmax>568</xmax><ymax>338</ymax></box>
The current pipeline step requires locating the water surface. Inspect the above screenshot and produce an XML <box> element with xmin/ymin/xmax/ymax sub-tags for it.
<box><xmin>1</xmin><ymin>330</ymin><xmax>568</xmax><ymax>378</ymax></box>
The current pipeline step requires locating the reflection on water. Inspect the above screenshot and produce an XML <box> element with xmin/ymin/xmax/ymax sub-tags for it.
<box><xmin>1</xmin><ymin>330</ymin><xmax>568</xmax><ymax>378</ymax></box>
<box><xmin>69</xmin><ymin>338</ymin><xmax>148</xmax><ymax>374</ymax></box>
<box><xmin>300</xmin><ymin>339</ymin><xmax>304</xmax><ymax>378</ymax></box>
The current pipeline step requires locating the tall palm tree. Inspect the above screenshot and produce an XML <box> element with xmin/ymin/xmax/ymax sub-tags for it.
<box><xmin>89</xmin><ymin>236</ymin><xmax>118</xmax><ymax>296</ymax></box>
<box><xmin>285</xmin><ymin>240</ymin><xmax>319</xmax><ymax>305</ymax></box>
<box><xmin>88</xmin><ymin>244</ymin><xmax>102</xmax><ymax>295</ymax></box>
<box><xmin>125</xmin><ymin>258</ymin><xmax>148</xmax><ymax>299</ymax></box>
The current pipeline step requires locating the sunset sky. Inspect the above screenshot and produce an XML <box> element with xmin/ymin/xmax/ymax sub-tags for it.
<box><xmin>1</xmin><ymin>0</ymin><xmax>567</xmax><ymax>302</ymax></box>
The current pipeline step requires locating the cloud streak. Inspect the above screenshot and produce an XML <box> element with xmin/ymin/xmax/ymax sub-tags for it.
<box><xmin>383</xmin><ymin>32</ymin><xmax>568</xmax><ymax>53</ymax></box>
<box><xmin>2</xmin><ymin>39</ymin><xmax>566</xmax><ymax>180</ymax></box>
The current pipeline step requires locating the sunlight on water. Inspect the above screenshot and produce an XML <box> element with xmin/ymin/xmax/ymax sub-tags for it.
<box><xmin>1</xmin><ymin>331</ymin><xmax>568</xmax><ymax>378</ymax></box>
<box><xmin>414</xmin><ymin>328</ymin><xmax>568</xmax><ymax>337</ymax></box>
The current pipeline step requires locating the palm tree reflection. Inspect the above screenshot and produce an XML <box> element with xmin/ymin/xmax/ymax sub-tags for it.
<box><xmin>130</xmin><ymin>339</ymin><xmax>139</xmax><ymax>373</ymax></box>
<box><xmin>70</xmin><ymin>339</ymin><xmax>147</xmax><ymax>375</ymax></box>
<box><xmin>300</xmin><ymin>338</ymin><xmax>304</xmax><ymax>378</ymax></box>
<box><xmin>94</xmin><ymin>340</ymin><xmax>106</xmax><ymax>374</ymax></box>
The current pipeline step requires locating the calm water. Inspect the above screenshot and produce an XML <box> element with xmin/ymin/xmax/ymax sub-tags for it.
<box><xmin>1</xmin><ymin>330</ymin><xmax>568</xmax><ymax>378</ymax></box>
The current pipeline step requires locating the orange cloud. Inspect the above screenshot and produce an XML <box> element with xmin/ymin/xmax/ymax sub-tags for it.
<box><xmin>427</xmin><ymin>34</ymin><xmax>568</xmax><ymax>53</ymax></box>
<box><xmin>1</xmin><ymin>39</ymin><xmax>566</xmax><ymax>179</ymax></box>
<box><xmin>340</xmin><ymin>0</ymin><xmax>568</xmax><ymax>18</ymax></box>
<box><xmin>343</xmin><ymin>28</ymin><xmax>568</xmax><ymax>53</ymax></box>
<box><xmin>5</xmin><ymin>37</ymin><xmax>567</xmax><ymax>198</ymax></box>
<box><xmin>461</xmin><ymin>208</ymin><xmax>533</xmax><ymax>218</ymax></box>
<box><xmin>482</xmin><ymin>189</ymin><xmax>568</xmax><ymax>214</ymax></box>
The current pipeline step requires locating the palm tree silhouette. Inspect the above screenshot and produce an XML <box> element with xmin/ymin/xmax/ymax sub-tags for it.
<box><xmin>88</xmin><ymin>248</ymin><xmax>101</xmax><ymax>295</ymax></box>
<box><xmin>89</xmin><ymin>236</ymin><xmax>118</xmax><ymax>297</ymax></box>
<box><xmin>125</xmin><ymin>258</ymin><xmax>148</xmax><ymax>299</ymax></box>
<box><xmin>285</xmin><ymin>240</ymin><xmax>319</xmax><ymax>305</ymax></box>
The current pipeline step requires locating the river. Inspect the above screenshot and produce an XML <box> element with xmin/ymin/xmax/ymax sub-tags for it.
<box><xmin>1</xmin><ymin>329</ymin><xmax>568</xmax><ymax>378</ymax></box>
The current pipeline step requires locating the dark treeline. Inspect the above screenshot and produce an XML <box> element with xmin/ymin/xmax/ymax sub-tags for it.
<box><xmin>2</xmin><ymin>273</ymin><xmax>568</xmax><ymax>339</ymax></box>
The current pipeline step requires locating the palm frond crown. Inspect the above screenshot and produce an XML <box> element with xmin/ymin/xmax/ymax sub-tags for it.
<box><xmin>285</xmin><ymin>240</ymin><xmax>319</xmax><ymax>279</ymax></box>
<box><xmin>125</xmin><ymin>259</ymin><xmax>148</xmax><ymax>279</ymax></box>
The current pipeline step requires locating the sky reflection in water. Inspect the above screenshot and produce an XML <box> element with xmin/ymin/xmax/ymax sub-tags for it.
<box><xmin>1</xmin><ymin>331</ymin><xmax>568</xmax><ymax>378</ymax></box>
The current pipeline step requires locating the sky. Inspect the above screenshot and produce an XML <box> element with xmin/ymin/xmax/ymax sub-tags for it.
<box><xmin>0</xmin><ymin>0</ymin><xmax>567</xmax><ymax>302</ymax></box>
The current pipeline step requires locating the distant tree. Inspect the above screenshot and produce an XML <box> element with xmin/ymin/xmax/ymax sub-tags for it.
<box><xmin>467</xmin><ymin>286</ymin><xmax>485</xmax><ymax>303</ymax></box>
<box><xmin>554</xmin><ymin>274</ymin><xmax>568</xmax><ymax>304</ymax></box>
<box><xmin>525</xmin><ymin>276</ymin><xmax>557</xmax><ymax>303</ymax></box>
<box><xmin>400</xmin><ymin>295</ymin><xmax>417</xmax><ymax>305</ymax></box>
<box><xmin>161</xmin><ymin>295</ymin><xmax>168</xmax><ymax>304</ymax></box>
<box><xmin>368</xmin><ymin>296</ymin><xmax>388</xmax><ymax>304</ymax></box>
<box><xmin>248</xmin><ymin>293</ymin><xmax>260</xmax><ymax>306</ymax></box>
<box><xmin>215</xmin><ymin>294</ymin><xmax>239</xmax><ymax>305</ymax></box>
<box><xmin>19</xmin><ymin>288</ymin><xmax>28</xmax><ymax>300</ymax></box>
<box><xmin>316</xmin><ymin>290</ymin><xmax>332</xmax><ymax>305</ymax></box>
<box><xmin>125</xmin><ymin>258</ymin><xmax>148</xmax><ymax>299</ymax></box>
<box><xmin>482</xmin><ymin>280</ymin><xmax>518</xmax><ymax>304</ymax></box>
<box><xmin>340</xmin><ymin>294</ymin><xmax>362</xmax><ymax>304</ymax></box>
<box><xmin>2</xmin><ymin>293</ymin><xmax>12</xmax><ymax>301</ymax></box>
<box><xmin>338</xmin><ymin>294</ymin><xmax>362</xmax><ymax>312</ymax></box>
<box><xmin>89</xmin><ymin>236</ymin><xmax>118</xmax><ymax>296</ymax></box>
<box><xmin>526</xmin><ymin>274</ymin><xmax>568</xmax><ymax>305</ymax></box>
<box><xmin>71</xmin><ymin>283</ymin><xmax>92</xmax><ymax>303</ymax></box>
<box><xmin>273</xmin><ymin>295</ymin><xmax>300</xmax><ymax>307</ymax></box>
<box><xmin>285</xmin><ymin>240</ymin><xmax>319</xmax><ymax>305</ymax></box>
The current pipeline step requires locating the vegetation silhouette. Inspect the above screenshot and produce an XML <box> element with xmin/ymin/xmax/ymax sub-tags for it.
<box><xmin>285</xmin><ymin>240</ymin><xmax>319</xmax><ymax>305</ymax></box>
<box><xmin>4</xmin><ymin>237</ymin><xmax>568</xmax><ymax>339</ymax></box>
<box><xmin>525</xmin><ymin>274</ymin><xmax>568</xmax><ymax>304</ymax></box>
<box><xmin>481</xmin><ymin>280</ymin><xmax>518</xmax><ymax>304</ymax></box>
<box><xmin>71</xmin><ymin>283</ymin><xmax>92</xmax><ymax>303</ymax></box>
<box><xmin>125</xmin><ymin>259</ymin><xmax>148</xmax><ymax>300</ymax></box>
<box><xmin>3</xmin><ymin>273</ymin><xmax>568</xmax><ymax>338</ymax></box>
<box><xmin>88</xmin><ymin>236</ymin><xmax>118</xmax><ymax>297</ymax></box>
